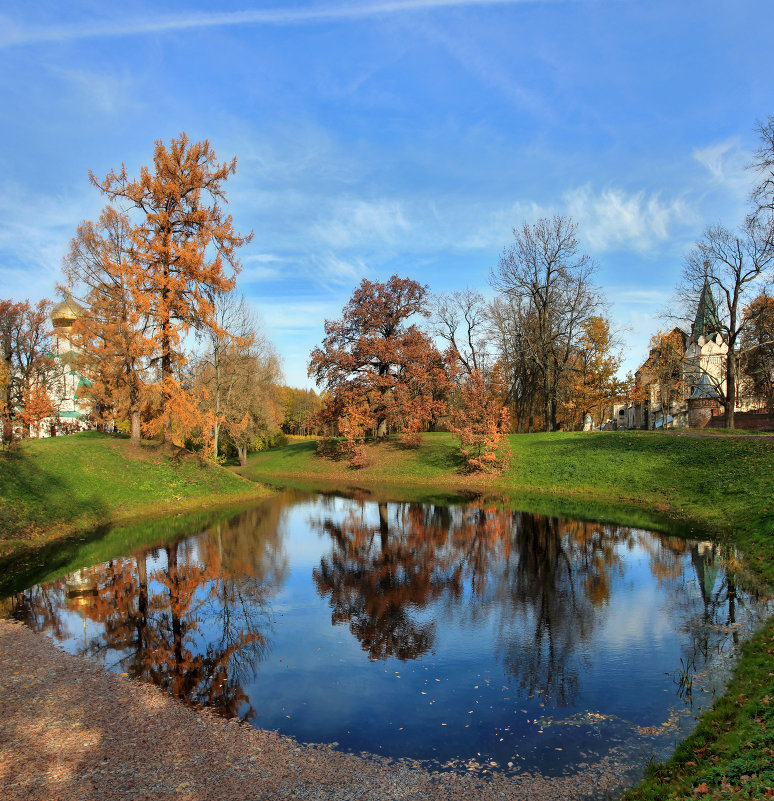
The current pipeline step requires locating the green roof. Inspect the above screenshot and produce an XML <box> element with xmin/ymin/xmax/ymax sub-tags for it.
<box><xmin>692</xmin><ymin>278</ymin><xmax>722</xmax><ymax>344</ymax></box>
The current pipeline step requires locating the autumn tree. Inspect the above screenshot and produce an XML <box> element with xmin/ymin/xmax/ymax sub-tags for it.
<box><xmin>309</xmin><ymin>275</ymin><xmax>450</xmax><ymax>451</ymax></box>
<box><xmin>19</xmin><ymin>383</ymin><xmax>55</xmax><ymax>438</ymax></box>
<box><xmin>65</xmin><ymin>207</ymin><xmax>155</xmax><ymax>444</ymax></box>
<box><xmin>491</xmin><ymin>216</ymin><xmax>601</xmax><ymax>432</ymax></box>
<box><xmin>0</xmin><ymin>299</ymin><xmax>58</xmax><ymax>440</ymax></box>
<box><xmin>645</xmin><ymin>329</ymin><xmax>687</xmax><ymax>429</ymax></box>
<box><xmin>193</xmin><ymin>294</ymin><xmax>282</xmax><ymax>464</ymax></box>
<box><xmin>90</xmin><ymin>133</ymin><xmax>252</xmax><ymax>443</ymax></box>
<box><xmin>280</xmin><ymin>386</ymin><xmax>322</xmax><ymax>435</ymax></box>
<box><xmin>448</xmin><ymin>369</ymin><xmax>511</xmax><ymax>472</ymax></box>
<box><xmin>740</xmin><ymin>293</ymin><xmax>774</xmax><ymax>409</ymax></box>
<box><xmin>564</xmin><ymin>315</ymin><xmax>623</xmax><ymax>429</ymax></box>
<box><xmin>0</xmin><ymin>357</ymin><xmax>10</xmax><ymax>444</ymax></box>
<box><xmin>680</xmin><ymin>218</ymin><xmax>774</xmax><ymax>427</ymax></box>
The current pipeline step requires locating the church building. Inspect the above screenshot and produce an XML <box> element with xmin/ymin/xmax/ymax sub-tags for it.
<box><xmin>27</xmin><ymin>295</ymin><xmax>91</xmax><ymax>437</ymax></box>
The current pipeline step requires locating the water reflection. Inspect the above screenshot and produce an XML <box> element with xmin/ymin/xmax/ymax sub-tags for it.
<box><xmin>13</xmin><ymin>503</ymin><xmax>287</xmax><ymax>719</ymax></box>
<box><xmin>7</xmin><ymin>492</ymin><xmax>770</xmax><ymax>777</ymax></box>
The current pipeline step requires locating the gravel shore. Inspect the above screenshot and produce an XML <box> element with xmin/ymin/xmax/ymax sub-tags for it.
<box><xmin>0</xmin><ymin>619</ymin><xmax>640</xmax><ymax>800</ymax></box>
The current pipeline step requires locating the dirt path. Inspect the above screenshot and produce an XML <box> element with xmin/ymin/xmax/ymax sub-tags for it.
<box><xmin>0</xmin><ymin>619</ymin><xmax>642</xmax><ymax>801</ymax></box>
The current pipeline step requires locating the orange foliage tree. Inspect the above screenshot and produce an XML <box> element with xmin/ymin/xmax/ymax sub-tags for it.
<box><xmin>740</xmin><ymin>293</ymin><xmax>774</xmax><ymax>410</ymax></box>
<box><xmin>309</xmin><ymin>275</ymin><xmax>451</xmax><ymax>457</ymax></box>
<box><xmin>66</xmin><ymin>207</ymin><xmax>156</xmax><ymax>444</ymax></box>
<box><xmin>19</xmin><ymin>382</ymin><xmax>55</xmax><ymax>438</ymax></box>
<box><xmin>89</xmin><ymin>133</ymin><xmax>252</xmax><ymax>443</ymax></box>
<box><xmin>563</xmin><ymin>315</ymin><xmax>623</xmax><ymax>429</ymax></box>
<box><xmin>448</xmin><ymin>369</ymin><xmax>511</xmax><ymax>472</ymax></box>
<box><xmin>0</xmin><ymin>298</ymin><xmax>57</xmax><ymax>441</ymax></box>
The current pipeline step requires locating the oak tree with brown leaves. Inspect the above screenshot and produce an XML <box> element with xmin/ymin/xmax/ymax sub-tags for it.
<box><xmin>309</xmin><ymin>275</ymin><xmax>450</xmax><ymax>455</ymax></box>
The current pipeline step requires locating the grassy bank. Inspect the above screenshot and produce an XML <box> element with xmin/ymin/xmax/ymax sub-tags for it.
<box><xmin>0</xmin><ymin>431</ymin><xmax>269</xmax><ymax>580</ymax></box>
<box><xmin>240</xmin><ymin>432</ymin><xmax>774</xmax><ymax>800</ymax></box>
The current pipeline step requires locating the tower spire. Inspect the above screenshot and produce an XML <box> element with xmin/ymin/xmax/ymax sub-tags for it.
<box><xmin>691</xmin><ymin>277</ymin><xmax>721</xmax><ymax>344</ymax></box>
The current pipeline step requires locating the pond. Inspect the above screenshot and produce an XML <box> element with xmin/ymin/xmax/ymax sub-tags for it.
<box><xmin>7</xmin><ymin>489</ymin><xmax>771</xmax><ymax>789</ymax></box>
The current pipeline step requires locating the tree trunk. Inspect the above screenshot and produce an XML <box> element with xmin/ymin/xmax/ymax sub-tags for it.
<box><xmin>130</xmin><ymin>411</ymin><xmax>141</xmax><ymax>445</ymax></box>
<box><xmin>238</xmin><ymin>444</ymin><xmax>248</xmax><ymax>466</ymax></box>
<box><xmin>544</xmin><ymin>390</ymin><xmax>553</xmax><ymax>433</ymax></box>
<box><xmin>129</xmin><ymin>374</ymin><xmax>142</xmax><ymax>445</ymax></box>
<box><xmin>725</xmin><ymin>351</ymin><xmax>736</xmax><ymax>429</ymax></box>
<box><xmin>378</xmin><ymin>503</ymin><xmax>389</xmax><ymax>553</ymax></box>
<box><xmin>377</xmin><ymin>418</ymin><xmax>388</xmax><ymax>438</ymax></box>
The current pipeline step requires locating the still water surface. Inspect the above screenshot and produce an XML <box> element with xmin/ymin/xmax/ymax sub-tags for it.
<box><xmin>10</xmin><ymin>490</ymin><xmax>771</xmax><ymax>779</ymax></box>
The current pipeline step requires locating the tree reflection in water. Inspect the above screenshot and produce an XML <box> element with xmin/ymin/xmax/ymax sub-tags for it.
<box><xmin>9</xmin><ymin>491</ymin><xmax>759</xmax><ymax>751</ymax></box>
<box><xmin>11</xmin><ymin>503</ymin><xmax>287</xmax><ymax>719</ymax></box>
<box><xmin>311</xmin><ymin>499</ymin><xmax>749</xmax><ymax>708</ymax></box>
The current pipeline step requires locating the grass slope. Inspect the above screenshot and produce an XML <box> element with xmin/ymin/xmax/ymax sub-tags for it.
<box><xmin>239</xmin><ymin>432</ymin><xmax>774</xmax><ymax>542</ymax></box>
<box><xmin>240</xmin><ymin>432</ymin><xmax>774</xmax><ymax>800</ymax></box>
<box><xmin>0</xmin><ymin>431</ymin><xmax>269</xmax><ymax>569</ymax></box>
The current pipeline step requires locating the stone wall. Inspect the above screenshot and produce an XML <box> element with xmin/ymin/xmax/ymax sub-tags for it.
<box><xmin>706</xmin><ymin>411</ymin><xmax>774</xmax><ymax>431</ymax></box>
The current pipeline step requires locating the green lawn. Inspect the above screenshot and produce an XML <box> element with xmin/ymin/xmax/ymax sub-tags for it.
<box><xmin>240</xmin><ymin>431</ymin><xmax>774</xmax><ymax>800</ymax></box>
<box><xmin>0</xmin><ymin>431</ymin><xmax>269</xmax><ymax>569</ymax></box>
<box><xmin>240</xmin><ymin>432</ymin><xmax>774</xmax><ymax>553</ymax></box>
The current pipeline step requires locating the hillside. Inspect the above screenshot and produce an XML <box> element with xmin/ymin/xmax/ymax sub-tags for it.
<box><xmin>0</xmin><ymin>431</ymin><xmax>269</xmax><ymax>559</ymax></box>
<box><xmin>238</xmin><ymin>432</ymin><xmax>774</xmax><ymax>556</ymax></box>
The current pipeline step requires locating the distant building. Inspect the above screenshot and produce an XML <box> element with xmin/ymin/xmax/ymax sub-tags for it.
<box><xmin>23</xmin><ymin>295</ymin><xmax>92</xmax><ymax>437</ymax></box>
<box><xmin>621</xmin><ymin>281</ymin><xmax>758</xmax><ymax>430</ymax></box>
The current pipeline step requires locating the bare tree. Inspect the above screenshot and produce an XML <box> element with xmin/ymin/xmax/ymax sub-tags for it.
<box><xmin>429</xmin><ymin>289</ymin><xmax>489</xmax><ymax>376</ymax></box>
<box><xmin>490</xmin><ymin>216</ymin><xmax>601</xmax><ymax>432</ymax></box>
<box><xmin>194</xmin><ymin>295</ymin><xmax>283</xmax><ymax>463</ymax></box>
<box><xmin>681</xmin><ymin>218</ymin><xmax>774</xmax><ymax>428</ymax></box>
<box><xmin>750</xmin><ymin>115</ymin><xmax>774</xmax><ymax>235</ymax></box>
<box><xmin>488</xmin><ymin>294</ymin><xmax>542</xmax><ymax>432</ymax></box>
<box><xmin>194</xmin><ymin>293</ymin><xmax>256</xmax><ymax>457</ymax></box>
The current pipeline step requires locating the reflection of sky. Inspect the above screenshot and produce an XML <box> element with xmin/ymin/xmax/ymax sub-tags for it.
<box><xmin>18</xmin><ymin>496</ymin><xmax>772</xmax><ymax>778</ymax></box>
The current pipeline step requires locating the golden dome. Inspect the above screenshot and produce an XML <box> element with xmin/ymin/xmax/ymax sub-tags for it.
<box><xmin>51</xmin><ymin>293</ymin><xmax>85</xmax><ymax>330</ymax></box>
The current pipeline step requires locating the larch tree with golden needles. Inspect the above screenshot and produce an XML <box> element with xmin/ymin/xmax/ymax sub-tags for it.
<box><xmin>66</xmin><ymin>207</ymin><xmax>155</xmax><ymax>445</ymax></box>
<box><xmin>90</xmin><ymin>133</ymin><xmax>252</xmax><ymax>443</ymax></box>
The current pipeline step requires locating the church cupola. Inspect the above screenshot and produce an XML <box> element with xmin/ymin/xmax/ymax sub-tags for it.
<box><xmin>51</xmin><ymin>293</ymin><xmax>85</xmax><ymax>334</ymax></box>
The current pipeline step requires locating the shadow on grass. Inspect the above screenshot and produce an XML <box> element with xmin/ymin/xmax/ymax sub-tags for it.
<box><xmin>0</xmin><ymin>449</ymin><xmax>109</xmax><ymax>540</ymax></box>
<box><xmin>0</xmin><ymin>504</ymin><xmax>261</xmax><ymax>598</ymax></box>
<box><xmin>384</xmin><ymin>436</ymin><xmax>466</xmax><ymax>472</ymax></box>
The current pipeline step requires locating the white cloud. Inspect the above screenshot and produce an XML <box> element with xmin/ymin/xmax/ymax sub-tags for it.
<box><xmin>693</xmin><ymin>139</ymin><xmax>739</xmax><ymax>182</ymax></box>
<box><xmin>313</xmin><ymin>197</ymin><xmax>411</xmax><ymax>249</ymax></box>
<box><xmin>49</xmin><ymin>66</ymin><xmax>136</xmax><ymax>115</ymax></box>
<box><xmin>1</xmin><ymin>1</ymin><xmax>585</xmax><ymax>49</ymax></box>
<box><xmin>692</xmin><ymin>138</ymin><xmax>753</xmax><ymax>203</ymax></box>
<box><xmin>0</xmin><ymin>182</ymin><xmax>103</xmax><ymax>300</ymax></box>
<box><xmin>564</xmin><ymin>185</ymin><xmax>694</xmax><ymax>254</ymax></box>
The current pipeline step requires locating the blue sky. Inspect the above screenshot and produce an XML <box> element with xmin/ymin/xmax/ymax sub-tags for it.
<box><xmin>1</xmin><ymin>0</ymin><xmax>773</xmax><ymax>387</ymax></box>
